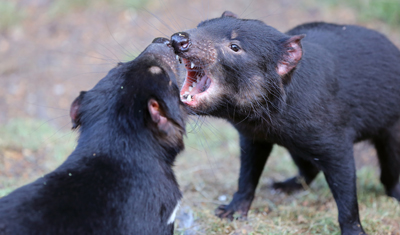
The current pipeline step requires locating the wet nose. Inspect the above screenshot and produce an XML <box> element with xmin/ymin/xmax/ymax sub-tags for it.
<box><xmin>152</xmin><ymin>37</ymin><xmax>170</xmax><ymax>45</ymax></box>
<box><xmin>171</xmin><ymin>32</ymin><xmax>190</xmax><ymax>54</ymax></box>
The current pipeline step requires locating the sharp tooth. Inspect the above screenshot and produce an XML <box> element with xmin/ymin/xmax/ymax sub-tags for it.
<box><xmin>191</xmin><ymin>62</ymin><xmax>194</xmax><ymax>69</ymax></box>
<box><xmin>187</xmin><ymin>95</ymin><xmax>192</xmax><ymax>102</ymax></box>
<box><xmin>189</xmin><ymin>86</ymin><xmax>193</xmax><ymax>91</ymax></box>
<box><xmin>176</xmin><ymin>55</ymin><xmax>179</xmax><ymax>60</ymax></box>
<box><xmin>192</xmin><ymin>82</ymin><xmax>196</xmax><ymax>88</ymax></box>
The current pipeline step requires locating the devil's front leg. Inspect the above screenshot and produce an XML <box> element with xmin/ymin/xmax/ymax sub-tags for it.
<box><xmin>215</xmin><ymin>135</ymin><xmax>273</xmax><ymax>220</ymax></box>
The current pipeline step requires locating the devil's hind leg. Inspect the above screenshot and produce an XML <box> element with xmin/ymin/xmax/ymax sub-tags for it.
<box><xmin>373</xmin><ymin>120</ymin><xmax>400</xmax><ymax>201</ymax></box>
<box><xmin>273</xmin><ymin>151</ymin><xmax>320</xmax><ymax>193</ymax></box>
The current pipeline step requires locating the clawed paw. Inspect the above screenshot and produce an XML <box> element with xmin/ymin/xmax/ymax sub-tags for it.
<box><xmin>387</xmin><ymin>183</ymin><xmax>400</xmax><ymax>201</ymax></box>
<box><xmin>272</xmin><ymin>176</ymin><xmax>306</xmax><ymax>193</ymax></box>
<box><xmin>215</xmin><ymin>205</ymin><xmax>247</xmax><ymax>221</ymax></box>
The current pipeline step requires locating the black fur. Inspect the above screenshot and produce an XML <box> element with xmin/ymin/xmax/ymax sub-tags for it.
<box><xmin>171</xmin><ymin>12</ymin><xmax>400</xmax><ymax>235</ymax></box>
<box><xmin>0</xmin><ymin>38</ymin><xmax>186</xmax><ymax>235</ymax></box>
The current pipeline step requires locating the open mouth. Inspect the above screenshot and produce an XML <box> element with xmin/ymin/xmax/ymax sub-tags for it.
<box><xmin>178</xmin><ymin>57</ymin><xmax>212</xmax><ymax>105</ymax></box>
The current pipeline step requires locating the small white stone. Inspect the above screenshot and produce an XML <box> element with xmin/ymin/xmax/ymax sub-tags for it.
<box><xmin>218</xmin><ymin>195</ymin><xmax>227</xmax><ymax>201</ymax></box>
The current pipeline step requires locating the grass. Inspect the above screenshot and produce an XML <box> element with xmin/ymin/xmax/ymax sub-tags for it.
<box><xmin>345</xmin><ymin>0</ymin><xmax>400</xmax><ymax>26</ymax></box>
<box><xmin>317</xmin><ymin>0</ymin><xmax>400</xmax><ymax>27</ymax></box>
<box><xmin>48</xmin><ymin>0</ymin><xmax>149</xmax><ymax>16</ymax></box>
<box><xmin>1</xmin><ymin>0</ymin><xmax>399</xmax><ymax>233</ymax></box>
<box><xmin>0</xmin><ymin>118</ymin><xmax>76</xmax><ymax>197</ymax></box>
<box><xmin>0</xmin><ymin>0</ymin><xmax>149</xmax><ymax>32</ymax></box>
<box><xmin>0</xmin><ymin>1</ymin><xmax>25</xmax><ymax>31</ymax></box>
<box><xmin>0</xmin><ymin>118</ymin><xmax>399</xmax><ymax>234</ymax></box>
<box><xmin>174</xmin><ymin>118</ymin><xmax>400</xmax><ymax>234</ymax></box>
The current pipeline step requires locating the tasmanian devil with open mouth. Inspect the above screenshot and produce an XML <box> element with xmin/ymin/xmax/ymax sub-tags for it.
<box><xmin>170</xmin><ymin>11</ymin><xmax>400</xmax><ymax>235</ymax></box>
<box><xmin>0</xmin><ymin>38</ymin><xmax>186</xmax><ymax>235</ymax></box>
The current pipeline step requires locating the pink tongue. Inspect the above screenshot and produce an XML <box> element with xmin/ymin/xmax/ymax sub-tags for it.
<box><xmin>189</xmin><ymin>74</ymin><xmax>208</xmax><ymax>95</ymax></box>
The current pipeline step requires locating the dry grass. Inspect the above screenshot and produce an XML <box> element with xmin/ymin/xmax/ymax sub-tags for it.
<box><xmin>0</xmin><ymin>116</ymin><xmax>399</xmax><ymax>235</ymax></box>
<box><xmin>174</xmin><ymin>118</ymin><xmax>400</xmax><ymax>235</ymax></box>
<box><xmin>0</xmin><ymin>118</ymin><xmax>76</xmax><ymax>197</ymax></box>
<box><xmin>1</xmin><ymin>0</ymin><xmax>400</xmax><ymax>234</ymax></box>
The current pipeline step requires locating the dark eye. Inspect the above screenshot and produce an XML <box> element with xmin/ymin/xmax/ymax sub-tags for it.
<box><xmin>230</xmin><ymin>44</ymin><xmax>240</xmax><ymax>52</ymax></box>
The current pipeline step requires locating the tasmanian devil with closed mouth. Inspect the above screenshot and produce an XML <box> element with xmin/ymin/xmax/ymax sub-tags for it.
<box><xmin>0</xmin><ymin>38</ymin><xmax>186</xmax><ymax>235</ymax></box>
<box><xmin>170</xmin><ymin>11</ymin><xmax>400</xmax><ymax>235</ymax></box>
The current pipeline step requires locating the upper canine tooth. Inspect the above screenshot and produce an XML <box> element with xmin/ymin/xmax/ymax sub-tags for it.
<box><xmin>187</xmin><ymin>95</ymin><xmax>192</xmax><ymax>102</ymax></box>
<box><xmin>189</xmin><ymin>86</ymin><xmax>193</xmax><ymax>91</ymax></box>
<box><xmin>192</xmin><ymin>82</ymin><xmax>197</xmax><ymax>88</ymax></box>
<box><xmin>191</xmin><ymin>62</ymin><xmax>194</xmax><ymax>69</ymax></box>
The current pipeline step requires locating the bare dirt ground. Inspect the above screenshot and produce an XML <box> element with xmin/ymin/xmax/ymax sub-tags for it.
<box><xmin>1</xmin><ymin>0</ymin><xmax>400</xmax><ymax>234</ymax></box>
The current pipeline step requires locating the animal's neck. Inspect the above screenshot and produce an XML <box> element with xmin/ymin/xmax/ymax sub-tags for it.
<box><xmin>73</xmin><ymin>124</ymin><xmax>176</xmax><ymax>168</ymax></box>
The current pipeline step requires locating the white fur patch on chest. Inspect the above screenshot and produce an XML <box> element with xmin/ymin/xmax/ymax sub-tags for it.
<box><xmin>167</xmin><ymin>200</ymin><xmax>181</xmax><ymax>224</ymax></box>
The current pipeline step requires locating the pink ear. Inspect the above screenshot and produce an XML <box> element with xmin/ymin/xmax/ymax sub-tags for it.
<box><xmin>70</xmin><ymin>91</ymin><xmax>86</xmax><ymax>129</ymax></box>
<box><xmin>277</xmin><ymin>35</ymin><xmax>305</xmax><ymax>76</ymax></box>
<box><xmin>70</xmin><ymin>101</ymin><xmax>79</xmax><ymax>122</ymax></box>
<box><xmin>148</xmin><ymin>99</ymin><xmax>161</xmax><ymax>123</ymax></box>
<box><xmin>148</xmin><ymin>99</ymin><xmax>171</xmax><ymax>134</ymax></box>
<box><xmin>221</xmin><ymin>11</ymin><xmax>238</xmax><ymax>18</ymax></box>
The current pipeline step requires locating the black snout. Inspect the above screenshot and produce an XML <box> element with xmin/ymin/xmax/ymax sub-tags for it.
<box><xmin>171</xmin><ymin>32</ymin><xmax>191</xmax><ymax>54</ymax></box>
<box><xmin>152</xmin><ymin>37</ymin><xmax>170</xmax><ymax>45</ymax></box>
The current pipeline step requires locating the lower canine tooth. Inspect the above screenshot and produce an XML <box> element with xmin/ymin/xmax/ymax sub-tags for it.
<box><xmin>187</xmin><ymin>95</ymin><xmax>192</xmax><ymax>102</ymax></box>
<box><xmin>191</xmin><ymin>62</ymin><xmax>194</xmax><ymax>69</ymax></box>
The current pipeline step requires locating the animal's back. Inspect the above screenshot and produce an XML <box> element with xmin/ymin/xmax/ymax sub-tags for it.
<box><xmin>288</xmin><ymin>22</ymin><xmax>400</xmax><ymax>137</ymax></box>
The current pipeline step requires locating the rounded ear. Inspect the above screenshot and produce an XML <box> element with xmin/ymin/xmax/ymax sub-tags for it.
<box><xmin>70</xmin><ymin>91</ymin><xmax>86</xmax><ymax>129</ymax></box>
<box><xmin>148</xmin><ymin>99</ymin><xmax>174</xmax><ymax>135</ymax></box>
<box><xmin>277</xmin><ymin>34</ymin><xmax>306</xmax><ymax>76</ymax></box>
<box><xmin>221</xmin><ymin>11</ymin><xmax>238</xmax><ymax>18</ymax></box>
